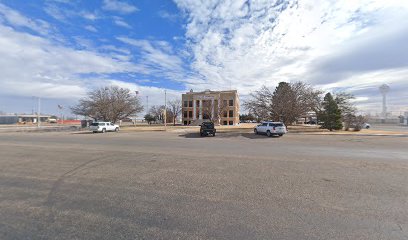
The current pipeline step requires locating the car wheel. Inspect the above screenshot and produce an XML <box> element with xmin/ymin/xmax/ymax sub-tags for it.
<box><xmin>366</xmin><ymin>126</ymin><xmax>370</xmax><ymax>129</ymax></box>
<box><xmin>93</xmin><ymin>131</ymin><xmax>97</xmax><ymax>133</ymax></box>
<box><xmin>266</xmin><ymin>130</ymin><xmax>272</xmax><ymax>137</ymax></box>
<box><xmin>213</xmin><ymin>132</ymin><xmax>216</xmax><ymax>137</ymax></box>
<box><xmin>278</xmin><ymin>134</ymin><xmax>283</xmax><ymax>137</ymax></box>
<box><xmin>254</xmin><ymin>129</ymin><xmax>258</xmax><ymax>134</ymax></box>
<box><xmin>115</xmin><ymin>127</ymin><xmax>119</xmax><ymax>132</ymax></box>
<box><xmin>102</xmin><ymin>128</ymin><xmax>106</xmax><ymax>133</ymax></box>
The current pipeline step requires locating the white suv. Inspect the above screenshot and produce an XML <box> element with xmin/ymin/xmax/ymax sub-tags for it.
<box><xmin>254</xmin><ymin>121</ymin><xmax>287</xmax><ymax>137</ymax></box>
<box><xmin>89</xmin><ymin>122</ymin><xmax>119</xmax><ymax>133</ymax></box>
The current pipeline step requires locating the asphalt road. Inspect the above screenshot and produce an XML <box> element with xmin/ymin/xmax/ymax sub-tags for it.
<box><xmin>1</xmin><ymin>131</ymin><xmax>407</xmax><ymax>240</ymax></box>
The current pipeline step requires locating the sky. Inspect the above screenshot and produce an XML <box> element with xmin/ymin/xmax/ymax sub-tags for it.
<box><xmin>0</xmin><ymin>0</ymin><xmax>407</xmax><ymax>116</ymax></box>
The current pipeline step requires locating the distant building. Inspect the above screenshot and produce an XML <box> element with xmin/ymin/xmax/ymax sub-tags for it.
<box><xmin>181</xmin><ymin>89</ymin><xmax>240</xmax><ymax>125</ymax></box>
<box><xmin>0</xmin><ymin>114</ymin><xmax>51</xmax><ymax>124</ymax></box>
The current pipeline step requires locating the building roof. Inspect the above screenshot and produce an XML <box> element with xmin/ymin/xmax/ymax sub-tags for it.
<box><xmin>184</xmin><ymin>89</ymin><xmax>237</xmax><ymax>95</ymax></box>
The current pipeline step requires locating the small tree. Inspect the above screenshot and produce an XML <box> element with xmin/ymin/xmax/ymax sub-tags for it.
<box><xmin>318</xmin><ymin>93</ymin><xmax>343</xmax><ymax>131</ymax></box>
<box><xmin>167</xmin><ymin>99</ymin><xmax>182</xmax><ymax>126</ymax></box>
<box><xmin>334</xmin><ymin>92</ymin><xmax>356</xmax><ymax>120</ymax></box>
<box><xmin>71</xmin><ymin>86</ymin><xmax>144</xmax><ymax>123</ymax></box>
<box><xmin>144</xmin><ymin>114</ymin><xmax>156</xmax><ymax>125</ymax></box>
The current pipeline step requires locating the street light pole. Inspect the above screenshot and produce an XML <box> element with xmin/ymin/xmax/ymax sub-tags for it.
<box><xmin>37</xmin><ymin>97</ymin><xmax>41</xmax><ymax>128</ymax></box>
<box><xmin>164</xmin><ymin>90</ymin><xmax>167</xmax><ymax>131</ymax></box>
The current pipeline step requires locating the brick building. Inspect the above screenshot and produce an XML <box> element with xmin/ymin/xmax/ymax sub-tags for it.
<box><xmin>182</xmin><ymin>89</ymin><xmax>239</xmax><ymax>125</ymax></box>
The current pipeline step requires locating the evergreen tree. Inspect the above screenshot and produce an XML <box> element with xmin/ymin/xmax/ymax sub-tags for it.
<box><xmin>318</xmin><ymin>93</ymin><xmax>343</xmax><ymax>131</ymax></box>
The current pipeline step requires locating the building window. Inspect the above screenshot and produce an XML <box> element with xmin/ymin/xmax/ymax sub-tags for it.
<box><xmin>223</xmin><ymin>121</ymin><xmax>228</xmax><ymax>125</ymax></box>
<box><xmin>184</xmin><ymin>121</ymin><xmax>187</xmax><ymax>125</ymax></box>
<box><xmin>223</xmin><ymin>100</ymin><xmax>228</xmax><ymax>106</ymax></box>
<box><xmin>188</xmin><ymin>121</ymin><xmax>191</xmax><ymax>125</ymax></box>
<box><xmin>223</xmin><ymin>111</ymin><xmax>227</xmax><ymax>117</ymax></box>
<box><xmin>189</xmin><ymin>111</ymin><xmax>193</xmax><ymax>118</ymax></box>
<box><xmin>229</xmin><ymin>99</ymin><xmax>233</xmax><ymax>106</ymax></box>
<box><xmin>229</xmin><ymin>110</ymin><xmax>233</xmax><ymax>118</ymax></box>
<box><xmin>196</xmin><ymin>111</ymin><xmax>199</xmax><ymax>119</ymax></box>
<box><xmin>229</xmin><ymin>121</ymin><xmax>233</xmax><ymax>125</ymax></box>
<box><xmin>184</xmin><ymin>101</ymin><xmax>188</xmax><ymax>107</ymax></box>
<box><xmin>196</xmin><ymin>100</ymin><xmax>200</xmax><ymax>107</ymax></box>
<box><xmin>189</xmin><ymin>101</ymin><xmax>193</xmax><ymax>107</ymax></box>
<box><xmin>184</xmin><ymin>111</ymin><xmax>187</xmax><ymax>118</ymax></box>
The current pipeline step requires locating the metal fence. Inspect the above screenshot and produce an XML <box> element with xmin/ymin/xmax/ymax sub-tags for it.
<box><xmin>0</xmin><ymin>116</ymin><xmax>18</xmax><ymax>124</ymax></box>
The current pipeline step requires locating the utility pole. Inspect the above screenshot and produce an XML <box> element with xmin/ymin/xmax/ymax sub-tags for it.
<box><xmin>58</xmin><ymin>104</ymin><xmax>64</xmax><ymax>125</ymax></box>
<box><xmin>37</xmin><ymin>97</ymin><xmax>41</xmax><ymax>128</ymax></box>
<box><xmin>146</xmin><ymin>96</ymin><xmax>149</xmax><ymax>115</ymax></box>
<box><xmin>164</xmin><ymin>90</ymin><xmax>167</xmax><ymax>131</ymax></box>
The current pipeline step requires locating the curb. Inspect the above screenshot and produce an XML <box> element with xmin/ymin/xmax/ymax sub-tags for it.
<box><xmin>294</xmin><ymin>132</ymin><xmax>408</xmax><ymax>137</ymax></box>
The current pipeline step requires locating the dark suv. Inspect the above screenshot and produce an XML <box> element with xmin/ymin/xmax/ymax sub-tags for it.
<box><xmin>200</xmin><ymin>122</ymin><xmax>216</xmax><ymax>137</ymax></box>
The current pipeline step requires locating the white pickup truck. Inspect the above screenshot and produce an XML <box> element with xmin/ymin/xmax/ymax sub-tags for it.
<box><xmin>89</xmin><ymin>122</ymin><xmax>119</xmax><ymax>133</ymax></box>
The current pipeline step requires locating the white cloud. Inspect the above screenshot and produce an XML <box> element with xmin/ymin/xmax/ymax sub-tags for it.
<box><xmin>80</xmin><ymin>11</ymin><xmax>100</xmax><ymax>21</ymax></box>
<box><xmin>174</xmin><ymin>0</ymin><xmax>408</xmax><ymax>112</ymax></box>
<box><xmin>84</xmin><ymin>25</ymin><xmax>98</xmax><ymax>32</ymax></box>
<box><xmin>113</xmin><ymin>17</ymin><xmax>132</xmax><ymax>28</ymax></box>
<box><xmin>117</xmin><ymin>37</ymin><xmax>187</xmax><ymax>81</ymax></box>
<box><xmin>102</xmin><ymin>0</ymin><xmax>138</xmax><ymax>14</ymax></box>
<box><xmin>158</xmin><ymin>10</ymin><xmax>179</xmax><ymax>22</ymax></box>
<box><xmin>0</xmin><ymin>23</ymin><xmax>139</xmax><ymax>100</ymax></box>
<box><xmin>44</xmin><ymin>2</ymin><xmax>102</xmax><ymax>23</ymax></box>
<box><xmin>0</xmin><ymin>3</ymin><xmax>52</xmax><ymax>35</ymax></box>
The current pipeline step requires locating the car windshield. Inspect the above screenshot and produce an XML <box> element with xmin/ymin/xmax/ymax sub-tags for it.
<box><xmin>203</xmin><ymin>122</ymin><xmax>213</xmax><ymax>127</ymax></box>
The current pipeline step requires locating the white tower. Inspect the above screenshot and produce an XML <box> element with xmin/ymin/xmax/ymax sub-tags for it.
<box><xmin>379</xmin><ymin>84</ymin><xmax>390</xmax><ymax>119</ymax></box>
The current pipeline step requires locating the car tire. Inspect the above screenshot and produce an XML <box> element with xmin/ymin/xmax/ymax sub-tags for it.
<box><xmin>266</xmin><ymin>130</ymin><xmax>272</xmax><ymax>137</ymax></box>
<box><xmin>102</xmin><ymin>128</ymin><xmax>106</xmax><ymax>133</ymax></box>
<box><xmin>213</xmin><ymin>133</ymin><xmax>216</xmax><ymax>137</ymax></box>
<box><xmin>366</xmin><ymin>126</ymin><xmax>370</xmax><ymax>129</ymax></box>
<box><xmin>93</xmin><ymin>131</ymin><xmax>97</xmax><ymax>133</ymax></box>
<box><xmin>278</xmin><ymin>134</ymin><xmax>283</xmax><ymax>137</ymax></box>
<box><xmin>115</xmin><ymin>127</ymin><xmax>119</xmax><ymax>132</ymax></box>
<box><xmin>254</xmin><ymin>129</ymin><xmax>258</xmax><ymax>134</ymax></box>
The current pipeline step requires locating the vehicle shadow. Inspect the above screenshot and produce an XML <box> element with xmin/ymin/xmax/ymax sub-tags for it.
<box><xmin>178</xmin><ymin>132</ymin><xmax>202</xmax><ymax>138</ymax></box>
<box><xmin>178</xmin><ymin>131</ymin><xmax>279</xmax><ymax>139</ymax></box>
<box><xmin>178</xmin><ymin>132</ymin><xmax>235</xmax><ymax>138</ymax></box>
<box><xmin>240</xmin><ymin>133</ymin><xmax>281</xmax><ymax>139</ymax></box>
<box><xmin>71</xmin><ymin>131</ymin><xmax>96</xmax><ymax>135</ymax></box>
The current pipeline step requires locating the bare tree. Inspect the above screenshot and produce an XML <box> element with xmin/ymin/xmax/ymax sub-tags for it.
<box><xmin>71</xmin><ymin>86</ymin><xmax>143</xmax><ymax>123</ymax></box>
<box><xmin>243</xmin><ymin>86</ymin><xmax>273</xmax><ymax>121</ymax></box>
<box><xmin>149</xmin><ymin>105</ymin><xmax>165</xmax><ymax>123</ymax></box>
<box><xmin>167</xmin><ymin>99</ymin><xmax>182</xmax><ymax>126</ymax></box>
<box><xmin>201</xmin><ymin>98</ymin><xmax>229</xmax><ymax>125</ymax></box>
<box><xmin>149</xmin><ymin>104</ymin><xmax>172</xmax><ymax>123</ymax></box>
<box><xmin>244</xmin><ymin>82</ymin><xmax>321</xmax><ymax>126</ymax></box>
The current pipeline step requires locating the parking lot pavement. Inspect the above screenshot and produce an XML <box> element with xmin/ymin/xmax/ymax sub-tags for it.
<box><xmin>1</xmin><ymin>131</ymin><xmax>408</xmax><ymax>240</ymax></box>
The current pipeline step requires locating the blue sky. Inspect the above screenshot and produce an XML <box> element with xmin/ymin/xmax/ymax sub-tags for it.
<box><xmin>0</xmin><ymin>0</ymin><xmax>407</xmax><ymax>116</ymax></box>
